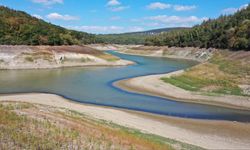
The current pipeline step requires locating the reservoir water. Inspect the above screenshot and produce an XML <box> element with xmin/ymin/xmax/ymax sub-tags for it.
<box><xmin>1</xmin><ymin>51</ymin><xmax>250</xmax><ymax>122</ymax></box>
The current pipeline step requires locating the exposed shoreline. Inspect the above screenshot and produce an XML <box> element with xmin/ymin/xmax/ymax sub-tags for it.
<box><xmin>110</xmin><ymin>45</ymin><xmax>250</xmax><ymax>110</ymax></box>
<box><xmin>116</xmin><ymin>50</ymin><xmax>203</xmax><ymax>63</ymax></box>
<box><xmin>114</xmin><ymin>70</ymin><xmax>250</xmax><ymax>111</ymax></box>
<box><xmin>0</xmin><ymin>45</ymin><xmax>134</xmax><ymax>70</ymax></box>
<box><xmin>1</xmin><ymin>93</ymin><xmax>250</xmax><ymax>149</ymax></box>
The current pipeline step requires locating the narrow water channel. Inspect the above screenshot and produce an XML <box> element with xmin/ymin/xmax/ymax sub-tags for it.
<box><xmin>1</xmin><ymin>51</ymin><xmax>250</xmax><ymax>122</ymax></box>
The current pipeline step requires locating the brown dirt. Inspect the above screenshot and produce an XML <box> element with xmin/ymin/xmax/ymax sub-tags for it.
<box><xmin>0</xmin><ymin>45</ymin><xmax>104</xmax><ymax>55</ymax></box>
<box><xmin>43</xmin><ymin>45</ymin><xmax>104</xmax><ymax>55</ymax></box>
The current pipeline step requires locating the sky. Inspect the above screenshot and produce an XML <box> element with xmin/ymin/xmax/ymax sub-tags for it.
<box><xmin>0</xmin><ymin>0</ymin><xmax>249</xmax><ymax>34</ymax></box>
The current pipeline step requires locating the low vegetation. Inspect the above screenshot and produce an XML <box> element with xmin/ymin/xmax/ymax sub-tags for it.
<box><xmin>97</xmin><ymin>53</ymin><xmax>120</xmax><ymax>62</ymax></box>
<box><xmin>0</xmin><ymin>102</ymin><xmax>201</xmax><ymax>150</ymax></box>
<box><xmin>162</xmin><ymin>51</ymin><xmax>250</xmax><ymax>96</ymax></box>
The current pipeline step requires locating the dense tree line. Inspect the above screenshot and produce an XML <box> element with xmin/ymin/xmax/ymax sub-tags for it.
<box><xmin>96</xmin><ymin>28</ymin><xmax>187</xmax><ymax>45</ymax></box>
<box><xmin>145</xmin><ymin>5</ymin><xmax>250</xmax><ymax>50</ymax></box>
<box><xmin>0</xmin><ymin>6</ymin><xmax>97</xmax><ymax>45</ymax></box>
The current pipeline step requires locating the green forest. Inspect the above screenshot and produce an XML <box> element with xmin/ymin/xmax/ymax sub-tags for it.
<box><xmin>96</xmin><ymin>33</ymin><xmax>149</xmax><ymax>45</ymax></box>
<box><xmin>0</xmin><ymin>5</ymin><xmax>250</xmax><ymax>50</ymax></box>
<box><xmin>145</xmin><ymin>5</ymin><xmax>250</xmax><ymax>50</ymax></box>
<box><xmin>96</xmin><ymin>28</ymin><xmax>187</xmax><ymax>45</ymax></box>
<box><xmin>0</xmin><ymin>6</ymin><xmax>97</xmax><ymax>45</ymax></box>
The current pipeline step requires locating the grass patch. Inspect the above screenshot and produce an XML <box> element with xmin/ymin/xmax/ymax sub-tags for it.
<box><xmin>0</xmin><ymin>105</ymin><xmax>80</xmax><ymax>149</ymax></box>
<box><xmin>22</xmin><ymin>51</ymin><xmax>54</xmax><ymax>63</ymax></box>
<box><xmin>209</xmin><ymin>53</ymin><xmax>250</xmax><ymax>77</ymax></box>
<box><xmin>98</xmin><ymin>53</ymin><xmax>120</xmax><ymax>62</ymax></box>
<box><xmin>24</xmin><ymin>56</ymin><xmax>34</xmax><ymax>62</ymax></box>
<box><xmin>1</xmin><ymin>102</ymin><xmax>34</xmax><ymax>110</ymax></box>
<box><xmin>162</xmin><ymin>75</ymin><xmax>201</xmax><ymax>91</ymax></box>
<box><xmin>61</xmin><ymin>109</ymin><xmax>202</xmax><ymax>150</ymax></box>
<box><xmin>162</xmin><ymin>60</ymin><xmax>245</xmax><ymax>96</ymax></box>
<box><xmin>98</xmin><ymin>119</ymin><xmax>203</xmax><ymax>150</ymax></box>
<box><xmin>61</xmin><ymin>57</ymin><xmax>92</xmax><ymax>63</ymax></box>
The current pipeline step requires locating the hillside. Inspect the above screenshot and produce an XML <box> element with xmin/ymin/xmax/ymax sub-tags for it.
<box><xmin>0</xmin><ymin>6</ymin><xmax>97</xmax><ymax>45</ymax></box>
<box><xmin>96</xmin><ymin>28</ymin><xmax>187</xmax><ymax>45</ymax></box>
<box><xmin>0</xmin><ymin>6</ymin><xmax>191</xmax><ymax>46</ymax></box>
<box><xmin>145</xmin><ymin>5</ymin><xmax>250</xmax><ymax>50</ymax></box>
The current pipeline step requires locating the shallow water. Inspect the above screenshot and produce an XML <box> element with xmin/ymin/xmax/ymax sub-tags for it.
<box><xmin>1</xmin><ymin>51</ymin><xmax>250</xmax><ymax>122</ymax></box>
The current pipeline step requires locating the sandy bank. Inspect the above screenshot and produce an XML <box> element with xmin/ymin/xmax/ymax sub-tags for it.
<box><xmin>0</xmin><ymin>93</ymin><xmax>250</xmax><ymax>149</ymax></box>
<box><xmin>0</xmin><ymin>45</ymin><xmax>134</xmax><ymax>69</ymax></box>
<box><xmin>115</xmin><ymin>70</ymin><xmax>250</xmax><ymax>110</ymax></box>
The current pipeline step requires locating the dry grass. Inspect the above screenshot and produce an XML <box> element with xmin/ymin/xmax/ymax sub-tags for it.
<box><xmin>209</xmin><ymin>51</ymin><xmax>250</xmax><ymax>84</ymax></box>
<box><xmin>21</xmin><ymin>51</ymin><xmax>54</xmax><ymax>63</ymax></box>
<box><xmin>162</xmin><ymin>50</ymin><xmax>250</xmax><ymax>96</ymax></box>
<box><xmin>0</xmin><ymin>102</ymin><xmax>200</xmax><ymax>150</ymax></box>
<box><xmin>97</xmin><ymin>53</ymin><xmax>120</xmax><ymax>62</ymax></box>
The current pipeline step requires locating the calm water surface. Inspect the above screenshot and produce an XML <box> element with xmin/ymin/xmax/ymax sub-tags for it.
<box><xmin>1</xmin><ymin>51</ymin><xmax>250</xmax><ymax>122</ymax></box>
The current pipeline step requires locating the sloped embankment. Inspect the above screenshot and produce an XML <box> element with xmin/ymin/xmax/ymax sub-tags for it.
<box><xmin>0</xmin><ymin>45</ymin><xmax>133</xmax><ymax>69</ymax></box>
<box><xmin>0</xmin><ymin>101</ymin><xmax>199</xmax><ymax>150</ymax></box>
<box><xmin>119</xmin><ymin>45</ymin><xmax>214</xmax><ymax>62</ymax></box>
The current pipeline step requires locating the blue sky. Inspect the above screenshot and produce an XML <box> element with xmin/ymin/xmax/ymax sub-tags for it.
<box><xmin>0</xmin><ymin>0</ymin><xmax>249</xmax><ymax>34</ymax></box>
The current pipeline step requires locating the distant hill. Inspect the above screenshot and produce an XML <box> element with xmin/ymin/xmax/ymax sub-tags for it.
<box><xmin>96</xmin><ymin>27</ymin><xmax>187</xmax><ymax>45</ymax></box>
<box><xmin>145</xmin><ymin>5</ymin><xmax>250</xmax><ymax>50</ymax></box>
<box><xmin>0</xmin><ymin>6</ymin><xmax>97</xmax><ymax>45</ymax></box>
<box><xmin>124</xmin><ymin>27</ymin><xmax>189</xmax><ymax>35</ymax></box>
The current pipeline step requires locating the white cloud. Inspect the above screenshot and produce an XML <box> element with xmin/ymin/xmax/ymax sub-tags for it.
<box><xmin>146</xmin><ymin>2</ymin><xmax>196</xmax><ymax>11</ymax></box>
<box><xmin>174</xmin><ymin>5</ymin><xmax>196</xmax><ymax>11</ymax></box>
<box><xmin>146</xmin><ymin>15</ymin><xmax>208</xmax><ymax>26</ymax></box>
<box><xmin>110</xmin><ymin>6</ymin><xmax>129</xmax><ymax>12</ymax></box>
<box><xmin>32</xmin><ymin>14</ymin><xmax>43</xmax><ymax>19</ymax></box>
<box><xmin>31</xmin><ymin>0</ymin><xmax>63</xmax><ymax>5</ymax></box>
<box><xmin>222</xmin><ymin>4</ymin><xmax>248</xmax><ymax>14</ymax></box>
<box><xmin>46</xmin><ymin>13</ymin><xmax>79</xmax><ymax>21</ymax></box>
<box><xmin>107</xmin><ymin>0</ymin><xmax>120</xmax><ymax>6</ymax></box>
<box><xmin>147</xmin><ymin>2</ymin><xmax>171</xmax><ymax>10</ymax></box>
<box><xmin>106</xmin><ymin>0</ymin><xmax>129</xmax><ymax>12</ymax></box>
<box><xmin>240</xmin><ymin>4</ymin><xmax>249</xmax><ymax>9</ymax></box>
